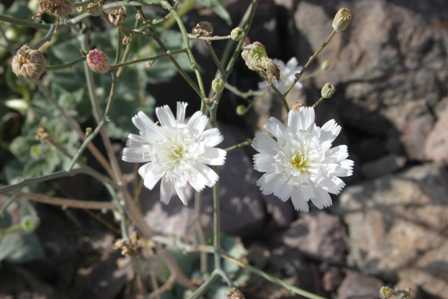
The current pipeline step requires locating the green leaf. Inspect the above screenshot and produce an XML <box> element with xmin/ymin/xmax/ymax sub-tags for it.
<box><xmin>197</xmin><ymin>0</ymin><xmax>232</xmax><ymax>25</ymax></box>
<box><xmin>0</xmin><ymin>231</ymin><xmax>44</xmax><ymax>263</ymax></box>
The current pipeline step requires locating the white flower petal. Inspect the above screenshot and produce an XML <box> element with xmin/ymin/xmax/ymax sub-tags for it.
<box><xmin>138</xmin><ymin>163</ymin><xmax>165</xmax><ymax>190</ymax></box>
<box><xmin>273</xmin><ymin>182</ymin><xmax>291</xmax><ymax>202</ymax></box>
<box><xmin>253</xmin><ymin>153</ymin><xmax>275</xmax><ymax>173</ymax></box>
<box><xmin>175</xmin><ymin>182</ymin><xmax>191</xmax><ymax>205</ymax></box>
<box><xmin>201</xmin><ymin>128</ymin><xmax>223</xmax><ymax>147</ymax></box>
<box><xmin>252</xmin><ymin>131</ymin><xmax>277</xmax><ymax>154</ymax></box>
<box><xmin>126</xmin><ymin>133</ymin><xmax>148</xmax><ymax>148</ymax></box>
<box><xmin>196</xmin><ymin>164</ymin><xmax>219</xmax><ymax>187</ymax></box>
<box><xmin>132</xmin><ymin>111</ymin><xmax>160</xmax><ymax>139</ymax></box>
<box><xmin>188</xmin><ymin>111</ymin><xmax>208</xmax><ymax>133</ymax></box>
<box><xmin>311</xmin><ymin>188</ymin><xmax>333</xmax><ymax>209</ymax></box>
<box><xmin>265</xmin><ymin>117</ymin><xmax>287</xmax><ymax>139</ymax></box>
<box><xmin>188</xmin><ymin>170</ymin><xmax>208</xmax><ymax>192</ymax></box>
<box><xmin>122</xmin><ymin>146</ymin><xmax>151</xmax><ymax>163</ymax></box>
<box><xmin>291</xmin><ymin>188</ymin><xmax>309</xmax><ymax>212</ymax></box>
<box><xmin>156</xmin><ymin>105</ymin><xmax>177</xmax><ymax>127</ymax></box>
<box><xmin>320</xmin><ymin>119</ymin><xmax>341</xmax><ymax>147</ymax></box>
<box><xmin>319</xmin><ymin>177</ymin><xmax>345</xmax><ymax>194</ymax></box>
<box><xmin>334</xmin><ymin>159</ymin><xmax>354</xmax><ymax>177</ymax></box>
<box><xmin>160</xmin><ymin>178</ymin><xmax>175</xmax><ymax>204</ymax></box>
<box><xmin>176</xmin><ymin>102</ymin><xmax>188</xmax><ymax>122</ymax></box>
<box><xmin>326</xmin><ymin>145</ymin><xmax>349</xmax><ymax>162</ymax></box>
<box><xmin>296</xmin><ymin>107</ymin><xmax>315</xmax><ymax>130</ymax></box>
<box><xmin>257</xmin><ymin>173</ymin><xmax>287</xmax><ymax>195</ymax></box>
<box><xmin>200</xmin><ymin>148</ymin><xmax>226</xmax><ymax>166</ymax></box>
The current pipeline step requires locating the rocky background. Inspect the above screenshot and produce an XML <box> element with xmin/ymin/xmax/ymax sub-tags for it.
<box><xmin>1</xmin><ymin>0</ymin><xmax>448</xmax><ymax>298</ymax></box>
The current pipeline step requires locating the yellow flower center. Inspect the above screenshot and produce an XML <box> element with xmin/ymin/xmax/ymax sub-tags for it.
<box><xmin>290</xmin><ymin>152</ymin><xmax>309</xmax><ymax>173</ymax></box>
<box><xmin>169</xmin><ymin>144</ymin><xmax>185</xmax><ymax>162</ymax></box>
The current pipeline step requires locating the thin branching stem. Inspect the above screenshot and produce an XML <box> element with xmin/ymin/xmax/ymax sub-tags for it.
<box><xmin>111</xmin><ymin>48</ymin><xmax>187</xmax><ymax>69</ymax></box>
<box><xmin>188</xmin><ymin>34</ymin><xmax>231</xmax><ymax>41</ymax></box>
<box><xmin>225</xmin><ymin>139</ymin><xmax>252</xmax><ymax>152</ymax></box>
<box><xmin>15</xmin><ymin>192</ymin><xmax>114</xmax><ymax>210</ymax></box>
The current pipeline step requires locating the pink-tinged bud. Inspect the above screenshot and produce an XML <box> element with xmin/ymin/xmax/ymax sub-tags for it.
<box><xmin>86</xmin><ymin>49</ymin><xmax>110</xmax><ymax>74</ymax></box>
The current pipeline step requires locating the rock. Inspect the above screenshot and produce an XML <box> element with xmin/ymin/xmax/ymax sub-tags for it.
<box><xmin>337</xmin><ymin>272</ymin><xmax>383</xmax><ymax>299</ymax></box>
<box><xmin>140</xmin><ymin>125</ymin><xmax>269</xmax><ymax>238</ymax></box>
<box><xmin>340</xmin><ymin>164</ymin><xmax>448</xmax><ymax>298</ymax></box>
<box><xmin>290</xmin><ymin>0</ymin><xmax>448</xmax><ymax>161</ymax></box>
<box><xmin>361</xmin><ymin>155</ymin><xmax>406</xmax><ymax>179</ymax></box>
<box><xmin>280</xmin><ymin>213</ymin><xmax>347</xmax><ymax>263</ymax></box>
<box><xmin>424</xmin><ymin>101</ymin><xmax>448</xmax><ymax>163</ymax></box>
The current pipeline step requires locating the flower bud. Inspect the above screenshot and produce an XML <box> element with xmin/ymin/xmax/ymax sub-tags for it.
<box><xmin>11</xmin><ymin>45</ymin><xmax>47</xmax><ymax>81</ymax></box>
<box><xmin>320</xmin><ymin>59</ymin><xmax>330</xmax><ymax>71</ymax></box>
<box><xmin>332</xmin><ymin>8</ymin><xmax>352</xmax><ymax>32</ymax></box>
<box><xmin>36</xmin><ymin>0</ymin><xmax>72</xmax><ymax>18</ymax></box>
<box><xmin>106</xmin><ymin>6</ymin><xmax>127</xmax><ymax>27</ymax></box>
<box><xmin>20</xmin><ymin>215</ymin><xmax>40</xmax><ymax>233</ymax></box>
<box><xmin>35</xmin><ymin>127</ymin><xmax>49</xmax><ymax>141</ymax></box>
<box><xmin>211</xmin><ymin>77</ymin><xmax>224</xmax><ymax>94</ymax></box>
<box><xmin>321</xmin><ymin>82</ymin><xmax>336</xmax><ymax>99</ymax></box>
<box><xmin>86</xmin><ymin>49</ymin><xmax>111</xmax><ymax>74</ymax></box>
<box><xmin>227</xmin><ymin>288</ymin><xmax>245</xmax><ymax>299</ymax></box>
<box><xmin>192</xmin><ymin>21</ymin><xmax>214</xmax><ymax>37</ymax></box>
<box><xmin>236</xmin><ymin>105</ymin><xmax>246</xmax><ymax>116</ymax></box>
<box><xmin>241</xmin><ymin>42</ymin><xmax>279</xmax><ymax>82</ymax></box>
<box><xmin>230</xmin><ymin>27</ymin><xmax>244</xmax><ymax>41</ymax></box>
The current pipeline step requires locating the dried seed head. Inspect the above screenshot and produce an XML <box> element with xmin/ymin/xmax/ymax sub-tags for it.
<box><xmin>332</xmin><ymin>8</ymin><xmax>352</xmax><ymax>32</ymax></box>
<box><xmin>106</xmin><ymin>6</ymin><xmax>127</xmax><ymax>27</ymax></box>
<box><xmin>12</xmin><ymin>45</ymin><xmax>47</xmax><ymax>81</ymax></box>
<box><xmin>192</xmin><ymin>21</ymin><xmax>214</xmax><ymax>37</ymax></box>
<box><xmin>85</xmin><ymin>0</ymin><xmax>104</xmax><ymax>16</ymax></box>
<box><xmin>230</xmin><ymin>27</ymin><xmax>244</xmax><ymax>41</ymax></box>
<box><xmin>227</xmin><ymin>288</ymin><xmax>245</xmax><ymax>299</ymax></box>
<box><xmin>321</xmin><ymin>82</ymin><xmax>336</xmax><ymax>99</ymax></box>
<box><xmin>86</xmin><ymin>49</ymin><xmax>111</xmax><ymax>74</ymax></box>
<box><xmin>36</xmin><ymin>0</ymin><xmax>72</xmax><ymax>18</ymax></box>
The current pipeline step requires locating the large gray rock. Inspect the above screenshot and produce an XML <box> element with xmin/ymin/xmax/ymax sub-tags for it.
<box><xmin>340</xmin><ymin>164</ymin><xmax>448</xmax><ymax>298</ymax></box>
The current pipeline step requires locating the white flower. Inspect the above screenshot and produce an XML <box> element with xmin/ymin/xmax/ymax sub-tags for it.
<box><xmin>252</xmin><ymin>107</ymin><xmax>353</xmax><ymax>211</ymax></box>
<box><xmin>258</xmin><ymin>57</ymin><xmax>303</xmax><ymax>93</ymax></box>
<box><xmin>122</xmin><ymin>102</ymin><xmax>226</xmax><ymax>205</ymax></box>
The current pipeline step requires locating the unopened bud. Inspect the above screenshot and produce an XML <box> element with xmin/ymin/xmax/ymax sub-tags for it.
<box><xmin>321</xmin><ymin>82</ymin><xmax>336</xmax><ymax>99</ymax></box>
<box><xmin>11</xmin><ymin>45</ymin><xmax>47</xmax><ymax>81</ymax></box>
<box><xmin>106</xmin><ymin>6</ymin><xmax>127</xmax><ymax>27</ymax></box>
<box><xmin>230</xmin><ymin>27</ymin><xmax>244</xmax><ymax>41</ymax></box>
<box><xmin>86</xmin><ymin>49</ymin><xmax>110</xmax><ymax>74</ymax></box>
<box><xmin>192</xmin><ymin>21</ymin><xmax>214</xmax><ymax>37</ymax></box>
<box><xmin>332</xmin><ymin>8</ymin><xmax>352</xmax><ymax>32</ymax></box>
<box><xmin>211</xmin><ymin>78</ymin><xmax>224</xmax><ymax>94</ymax></box>
<box><xmin>20</xmin><ymin>215</ymin><xmax>40</xmax><ymax>233</ymax></box>
<box><xmin>236</xmin><ymin>105</ymin><xmax>246</xmax><ymax>116</ymax></box>
<box><xmin>36</xmin><ymin>0</ymin><xmax>72</xmax><ymax>18</ymax></box>
<box><xmin>320</xmin><ymin>59</ymin><xmax>330</xmax><ymax>71</ymax></box>
<box><xmin>228</xmin><ymin>288</ymin><xmax>245</xmax><ymax>299</ymax></box>
<box><xmin>241</xmin><ymin>42</ymin><xmax>279</xmax><ymax>82</ymax></box>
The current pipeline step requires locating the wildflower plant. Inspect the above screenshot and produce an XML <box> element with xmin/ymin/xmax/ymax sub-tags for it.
<box><xmin>0</xmin><ymin>1</ymin><xmax>353</xmax><ymax>299</ymax></box>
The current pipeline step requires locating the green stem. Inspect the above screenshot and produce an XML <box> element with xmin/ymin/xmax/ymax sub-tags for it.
<box><xmin>225</xmin><ymin>139</ymin><xmax>252</xmax><ymax>152</ymax></box>
<box><xmin>221</xmin><ymin>253</ymin><xmax>327</xmax><ymax>299</ymax></box>
<box><xmin>0</xmin><ymin>14</ymin><xmax>50</xmax><ymax>29</ymax></box>
<box><xmin>188</xmin><ymin>34</ymin><xmax>231</xmax><ymax>41</ymax></box>
<box><xmin>47</xmin><ymin>56</ymin><xmax>85</xmax><ymax>70</ymax></box>
<box><xmin>283</xmin><ymin>30</ymin><xmax>336</xmax><ymax>97</ymax></box>
<box><xmin>224</xmin><ymin>83</ymin><xmax>263</xmax><ymax>99</ymax></box>
<box><xmin>312</xmin><ymin>96</ymin><xmax>325</xmax><ymax>108</ymax></box>
<box><xmin>187</xmin><ymin>272</ymin><xmax>219</xmax><ymax>299</ymax></box>
<box><xmin>212</xmin><ymin>183</ymin><xmax>221</xmax><ymax>269</ymax></box>
<box><xmin>111</xmin><ymin>48</ymin><xmax>187</xmax><ymax>69</ymax></box>
<box><xmin>205</xmin><ymin>41</ymin><xmax>225</xmax><ymax>77</ymax></box>
<box><xmin>161</xmin><ymin>0</ymin><xmax>207</xmax><ymax>101</ymax></box>
<box><xmin>271</xmin><ymin>83</ymin><xmax>289</xmax><ymax>111</ymax></box>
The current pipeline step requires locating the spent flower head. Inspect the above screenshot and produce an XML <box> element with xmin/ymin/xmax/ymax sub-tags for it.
<box><xmin>106</xmin><ymin>6</ymin><xmax>127</xmax><ymax>27</ymax></box>
<box><xmin>86</xmin><ymin>49</ymin><xmax>111</xmax><ymax>74</ymax></box>
<box><xmin>258</xmin><ymin>57</ymin><xmax>303</xmax><ymax>94</ymax></box>
<box><xmin>122</xmin><ymin>102</ymin><xmax>227</xmax><ymax>204</ymax></box>
<box><xmin>36</xmin><ymin>0</ymin><xmax>72</xmax><ymax>18</ymax></box>
<box><xmin>241</xmin><ymin>42</ymin><xmax>279</xmax><ymax>83</ymax></box>
<box><xmin>252</xmin><ymin>107</ymin><xmax>353</xmax><ymax>211</ymax></box>
<box><xmin>11</xmin><ymin>45</ymin><xmax>47</xmax><ymax>81</ymax></box>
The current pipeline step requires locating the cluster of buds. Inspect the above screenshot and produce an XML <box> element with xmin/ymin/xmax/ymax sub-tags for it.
<box><xmin>114</xmin><ymin>233</ymin><xmax>144</xmax><ymax>256</ymax></box>
<box><xmin>106</xmin><ymin>6</ymin><xmax>127</xmax><ymax>27</ymax></box>
<box><xmin>11</xmin><ymin>45</ymin><xmax>47</xmax><ymax>81</ymax></box>
<box><xmin>86</xmin><ymin>49</ymin><xmax>111</xmax><ymax>74</ymax></box>
<box><xmin>36</xmin><ymin>0</ymin><xmax>73</xmax><ymax>18</ymax></box>
<box><xmin>35</xmin><ymin>127</ymin><xmax>49</xmax><ymax>142</ymax></box>
<box><xmin>192</xmin><ymin>21</ymin><xmax>214</xmax><ymax>37</ymax></box>
<box><xmin>241</xmin><ymin>42</ymin><xmax>279</xmax><ymax>83</ymax></box>
<box><xmin>332</xmin><ymin>8</ymin><xmax>352</xmax><ymax>32</ymax></box>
